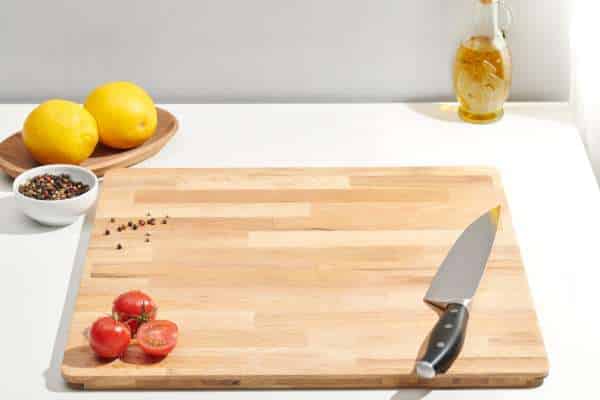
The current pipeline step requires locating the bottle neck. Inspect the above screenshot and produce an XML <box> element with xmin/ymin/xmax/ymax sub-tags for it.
<box><xmin>473</xmin><ymin>0</ymin><xmax>499</xmax><ymax>39</ymax></box>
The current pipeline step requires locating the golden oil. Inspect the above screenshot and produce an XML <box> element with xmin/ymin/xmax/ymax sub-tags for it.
<box><xmin>454</xmin><ymin>0</ymin><xmax>512</xmax><ymax>123</ymax></box>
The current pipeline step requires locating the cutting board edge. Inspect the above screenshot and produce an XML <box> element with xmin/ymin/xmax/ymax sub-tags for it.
<box><xmin>100</xmin><ymin>165</ymin><xmax>503</xmax><ymax>177</ymax></box>
<box><xmin>61</xmin><ymin>369</ymin><xmax>548</xmax><ymax>390</ymax></box>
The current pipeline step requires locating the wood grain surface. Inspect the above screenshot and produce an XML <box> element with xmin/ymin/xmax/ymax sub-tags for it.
<box><xmin>61</xmin><ymin>167</ymin><xmax>548</xmax><ymax>390</ymax></box>
<box><xmin>0</xmin><ymin>107</ymin><xmax>178</xmax><ymax>178</ymax></box>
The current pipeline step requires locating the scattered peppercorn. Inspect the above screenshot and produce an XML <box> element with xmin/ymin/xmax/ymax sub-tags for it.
<box><xmin>18</xmin><ymin>173</ymin><xmax>90</xmax><ymax>200</ymax></box>
<box><xmin>109</xmin><ymin>211</ymin><xmax>164</xmax><ymax>250</ymax></box>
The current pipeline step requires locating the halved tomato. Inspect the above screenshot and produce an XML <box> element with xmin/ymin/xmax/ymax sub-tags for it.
<box><xmin>137</xmin><ymin>320</ymin><xmax>178</xmax><ymax>357</ymax></box>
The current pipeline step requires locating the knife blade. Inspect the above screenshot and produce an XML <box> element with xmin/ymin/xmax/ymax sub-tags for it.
<box><xmin>415</xmin><ymin>205</ymin><xmax>501</xmax><ymax>379</ymax></box>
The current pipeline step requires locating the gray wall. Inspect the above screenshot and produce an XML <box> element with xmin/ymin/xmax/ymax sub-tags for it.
<box><xmin>0</xmin><ymin>0</ymin><xmax>570</xmax><ymax>103</ymax></box>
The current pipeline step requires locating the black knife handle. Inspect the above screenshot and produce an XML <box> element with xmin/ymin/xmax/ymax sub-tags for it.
<box><xmin>415</xmin><ymin>303</ymin><xmax>469</xmax><ymax>379</ymax></box>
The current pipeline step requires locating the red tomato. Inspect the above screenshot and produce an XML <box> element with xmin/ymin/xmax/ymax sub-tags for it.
<box><xmin>89</xmin><ymin>316</ymin><xmax>131</xmax><ymax>358</ymax></box>
<box><xmin>137</xmin><ymin>320</ymin><xmax>178</xmax><ymax>357</ymax></box>
<box><xmin>112</xmin><ymin>290</ymin><xmax>157</xmax><ymax>336</ymax></box>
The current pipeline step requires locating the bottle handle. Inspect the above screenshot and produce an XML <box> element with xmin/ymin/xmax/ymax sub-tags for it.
<box><xmin>499</xmin><ymin>0</ymin><xmax>513</xmax><ymax>38</ymax></box>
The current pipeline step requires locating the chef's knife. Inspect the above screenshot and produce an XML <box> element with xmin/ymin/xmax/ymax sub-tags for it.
<box><xmin>415</xmin><ymin>206</ymin><xmax>501</xmax><ymax>379</ymax></box>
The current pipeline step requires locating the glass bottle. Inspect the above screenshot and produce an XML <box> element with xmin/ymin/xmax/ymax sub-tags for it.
<box><xmin>453</xmin><ymin>0</ymin><xmax>512</xmax><ymax>123</ymax></box>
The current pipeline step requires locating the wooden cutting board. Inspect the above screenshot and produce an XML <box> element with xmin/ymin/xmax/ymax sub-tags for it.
<box><xmin>61</xmin><ymin>167</ymin><xmax>548</xmax><ymax>390</ymax></box>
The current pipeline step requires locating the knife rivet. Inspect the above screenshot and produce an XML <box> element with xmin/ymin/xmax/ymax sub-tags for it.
<box><xmin>436</xmin><ymin>341</ymin><xmax>445</xmax><ymax>348</ymax></box>
<box><xmin>444</xmin><ymin>323</ymin><xmax>453</xmax><ymax>329</ymax></box>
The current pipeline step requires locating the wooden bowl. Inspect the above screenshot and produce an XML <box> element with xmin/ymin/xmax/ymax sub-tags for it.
<box><xmin>0</xmin><ymin>107</ymin><xmax>178</xmax><ymax>178</ymax></box>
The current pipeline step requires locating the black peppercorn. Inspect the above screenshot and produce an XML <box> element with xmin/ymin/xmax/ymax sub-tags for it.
<box><xmin>116</xmin><ymin>243</ymin><xmax>123</xmax><ymax>250</ymax></box>
<box><xmin>18</xmin><ymin>173</ymin><xmax>90</xmax><ymax>200</ymax></box>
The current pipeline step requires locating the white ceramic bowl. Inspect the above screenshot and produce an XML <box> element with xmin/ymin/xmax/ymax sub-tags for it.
<box><xmin>13</xmin><ymin>164</ymin><xmax>99</xmax><ymax>226</ymax></box>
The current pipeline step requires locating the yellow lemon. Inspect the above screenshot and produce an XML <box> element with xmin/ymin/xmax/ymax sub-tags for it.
<box><xmin>84</xmin><ymin>81</ymin><xmax>157</xmax><ymax>149</ymax></box>
<box><xmin>23</xmin><ymin>99</ymin><xmax>98</xmax><ymax>165</ymax></box>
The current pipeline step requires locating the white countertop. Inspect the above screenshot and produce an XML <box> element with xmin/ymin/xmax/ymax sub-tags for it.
<box><xmin>0</xmin><ymin>103</ymin><xmax>597</xmax><ymax>399</ymax></box>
